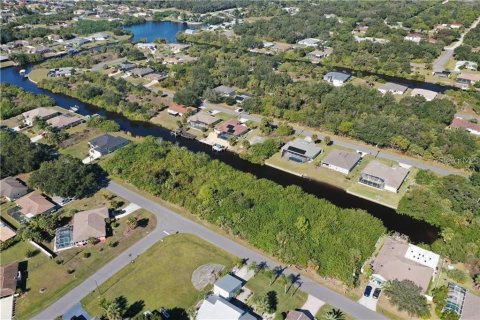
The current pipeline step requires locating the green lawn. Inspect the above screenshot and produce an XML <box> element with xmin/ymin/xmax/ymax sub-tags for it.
<box><xmin>2</xmin><ymin>199</ymin><xmax>156</xmax><ymax>320</ymax></box>
<box><xmin>28</xmin><ymin>68</ymin><xmax>49</xmax><ymax>83</ymax></box>
<box><xmin>81</xmin><ymin>234</ymin><xmax>236</xmax><ymax>318</ymax></box>
<box><xmin>316</xmin><ymin>304</ymin><xmax>355</xmax><ymax>320</ymax></box>
<box><xmin>150</xmin><ymin>109</ymin><xmax>181</xmax><ymax>130</ymax></box>
<box><xmin>246</xmin><ymin>271</ymin><xmax>307</xmax><ymax>319</ymax></box>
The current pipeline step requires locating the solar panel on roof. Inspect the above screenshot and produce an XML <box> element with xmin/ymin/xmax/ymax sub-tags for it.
<box><xmin>287</xmin><ymin>146</ymin><xmax>306</xmax><ymax>155</ymax></box>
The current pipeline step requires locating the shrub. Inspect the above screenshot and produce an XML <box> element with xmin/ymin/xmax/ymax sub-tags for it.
<box><xmin>446</xmin><ymin>269</ymin><xmax>468</xmax><ymax>283</ymax></box>
<box><xmin>25</xmin><ymin>249</ymin><xmax>39</xmax><ymax>258</ymax></box>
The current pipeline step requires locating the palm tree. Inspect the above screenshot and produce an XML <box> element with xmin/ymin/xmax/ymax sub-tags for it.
<box><xmin>100</xmin><ymin>298</ymin><xmax>123</xmax><ymax>320</ymax></box>
<box><xmin>324</xmin><ymin>308</ymin><xmax>345</xmax><ymax>320</ymax></box>
<box><xmin>286</xmin><ymin>274</ymin><xmax>296</xmax><ymax>294</ymax></box>
<box><xmin>126</xmin><ymin>216</ymin><xmax>137</xmax><ymax>231</ymax></box>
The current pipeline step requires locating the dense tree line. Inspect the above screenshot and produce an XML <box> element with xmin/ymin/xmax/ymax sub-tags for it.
<box><xmin>464</xmin><ymin>24</ymin><xmax>480</xmax><ymax>47</ymax></box>
<box><xmin>398</xmin><ymin>171</ymin><xmax>480</xmax><ymax>264</ymax></box>
<box><xmin>0</xmin><ymin>84</ymin><xmax>54</xmax><ymax>120</ymax></box>
<box><xmin>38</xmin><ymin>71</ymin><xmax>156</xmax><ymax>120</ymax></box>
<box><xmin>104</xmin><ymin>138</ymin><xmax>386</xmax><ymax>283</ymax></box>
<box><xmin>0</xmin><ymin>131</ymin><xmax>51</xmax><ymax>178</ymax></box>
<box><xmin>29</xmin><ymin>155</ymin><xmax>105</xmax><ymax>198</ymax></box>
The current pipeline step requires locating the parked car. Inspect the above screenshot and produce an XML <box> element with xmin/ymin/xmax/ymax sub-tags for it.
<box><xmin>235</xmin><ymin>108</ymin><xmax>244</xmax><ymax>113</ymax></box>
<box><xmin>373</xmin><ymin>288</ymin><xmax>381</xmax><ymax>299</ymax></box>
<box><xmin>364</xmin><ymin>285</ymin><xmax>373</xmax><ymax>297</ymax></box>
<box><xmin>161</xmin><ymin>93</ymin><xmax>168</xmax><ymax>97</ymax></box>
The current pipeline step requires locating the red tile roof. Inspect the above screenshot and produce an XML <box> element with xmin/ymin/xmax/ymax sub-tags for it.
<box><xmin>215</xmin><ymin>119</ymin><xmax>249</xmax><ymax>137</ymax></box>
<box><xmin>450</xmin><ymin>118</ymin><xmax>480</xmax><ymax>132</ymax></box>
<box><xmin>168</xmin><ymin>104</ymin><xmax>188</xmax><ymax>114</ymax></box>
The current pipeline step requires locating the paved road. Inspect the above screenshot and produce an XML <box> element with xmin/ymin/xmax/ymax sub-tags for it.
<box><xmin>34</xmin><ymin>181</ymin><xmax>386</xmax><ymax>320</ymax></box>
<box><xmin>202</xmin><ymin>102</ymin><xmax>465</xmax><ymax>176</ymax></box>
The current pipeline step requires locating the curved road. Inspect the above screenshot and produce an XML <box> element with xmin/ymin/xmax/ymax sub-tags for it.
<box><xmin>34</xmin><ymin>181</ymin><xmax>386</xmax><ymax>320</ymax></box>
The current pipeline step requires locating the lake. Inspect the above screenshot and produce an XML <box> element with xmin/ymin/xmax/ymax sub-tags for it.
<box><xmin>124</xmin><ymin>20</ymin><xmax>189</xmax><ymax>43</ymax></box>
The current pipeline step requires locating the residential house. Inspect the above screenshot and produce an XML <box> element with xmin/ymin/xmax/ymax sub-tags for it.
<box><xmin>321</xmin><ymin>149</ymin><xmax>361</xmax><ymax>174</ymax></box>
<box><xmin>0</xmin><ymin>220</ymin><xmax>16</xmax><ymax>242</ymax></box>
<box><xmin>450</xmin><ymin>23</ymin><xmax>462</xmax><ymax>29</ymax></box>
<box><xmin>0</xmin><ymin>262</ymin><xmax>19</xmax><ymax>320</ymax></box>
<box><xmin>127</xmin><ymin>67</ymin><xmax>154</xmax><ymax>77</ymax></box>
<box><xmin>0</xmin><ymin>55</ymin><xmax>9</xmax><ymax>62</ymax></box>
<box><xmin>213</xmin><ymin>274</ymin><xmax>243</xmax><ymax>300</ymax></box>
<box><xmin>297</xmin><ymin>38</ymin><xmax>321</xmax><ymax>47</ymax></box>
<box><xmin>65</xmin><ymin>37</ymin><xmax>90</xmax><ymax>47</ymax></box>
<box><xmin>47</xmin><ymin>67</ymin><xmax>74</xmax><ymax>77</ymax></box>
<box><xmin>404</xmin><ymin>33</ymin><xmax>424</xmax><ymax>44</ymax></box>
<box><xmin>136</xmin><ymin>43</ymin><xmax>157</xmax><ymax>51</ymax></box>
<box><xmin>323</xmin><ymin>71</ymin><xmax>351</xmax><ymax>87</ymax></box>
<box><xmin>118</xmin><ymin>63</ymin><xmax>136</xmax><ymax>72</ymax></box>
<box><xmin>354</xmin><ymin>36</ymin><xmax>389</xmax><ymax>44</ymax></box>
<box><xmin>449</xmin><ymin>117</ymin><xmax>480</xmax><ymax>135</ymax></box>
<box><xmin>307</xmin><ymin>48</ymin><xmax>333</xmax><ymax>60</ymax></box>
<box><xmin>184</xmin><ymin>29</ymin><xmax>197</xmax><ymax>35</ymax></box>
<box><xmin>46</xmin><ymin>114</ymin><xmax>83</xmax><ymax>130</ymax></box>
<box><xmin>22</xmin><ymin>107</ymin><xmax>59</xmax><ymax>126</ymax></box>
<box><xmin>433</xmin><ymin>69</ymin><xmax>451</xmax><ymax>78</ymax></box>
<box><xmin>29</xmin><ymin>46</ymin><xmax>51</xmax><ymax>54</ymax></box>
<box><xmin>188</xmin><ymin>111</ymin><xmax>220</xmax><ymax>129</ymax></box>
<box><xmin>454</xmin><ymin>60</ymin><xmax>478</xmax><ymax>72</ymax></box>
<box><xmin>87</xmin><ymin>32</ymin><xmax>110</xmax><ymax>41</ymax></box>
<box><xmin>145</xmin><ymin>72</ymin><xmax>168</xmax><ymax>81</ymax></box>
<box><xmin>16</xmin><ymin>191</ymin><xmax>56</xmax><ymax>219</ymax></box>
<box><xmin>235</xmin><ymin>94</ymin><xmax>251</xmax><ymax>104</ymax></box>
<box><xmin>167</xmin><ymin>43</ymin><xmax>190</xmax><ymax>53</ymax></box>
<box><xmin>0</xmin><ymin>177</ymin><xmax>28</xmax><ymax>201</ymax></box>
<box><xmin>371</xmin><ymin>237</ymin><xmax>440</xmax><ymax>293</ymax></box>
<box><xmin>196</xmin><ymin>295</ymin><xmax>255</xmax><ymax>320</ymax></box>
<box><xmin>213</xmin><ymin>85</ymin><xmax>236</xmax><ymax>97</ymax></box>
<box><xmin>167</xmin><ymin>104</ymin><xmax>189</xmax><ymax>117</ymax></box>
<box><xmin>411</xmin><ymin>88</ymin><xmax>437</xmax><ymax>101</ymax></box>
<box><xmin>461</xmin><ymin>290</ymin><xmax>480</xmax><ymax>320</ymax></box>
<box><xmin>72</xmin><ymin>207</ymin><xmax>109</xmax><ymax>246</ymax></box>
<box><xmin>378</xmin><ymin>82</ymin><xmax>408</xmax><ymax>95</ymax></box>
<box><xmin>358</xmin><ymin>160</ymin><xmax>409</xmax><ymax>193</ymax></box>
<box><xmin>214</xmin><ymin>119</ymin><xmax>249</xmax><ymax>139</ymax></box>
<box><xmin>281</xmin><ymin>138</ymin><xmax>322</xmax><ymax>163</ymax></box>
<box><xmin>286</xmin><ymin>310</ymin><xmax>312</xmax><ymax>320</ymax></box>
<box><xmin>456</xmin><ymin>72</ymin><xmax>480</xmax><ymax>86</ymax></box>
<box><xmin>88</xmin><ymin>134</ymin><xmax>129</xmax><ymax>158</ymax></box>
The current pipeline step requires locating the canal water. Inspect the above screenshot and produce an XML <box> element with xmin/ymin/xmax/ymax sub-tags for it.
<box><xmin>0</xmin><ymin>22</ymin><xmax>440</xmax><ymax>244</ymax></box>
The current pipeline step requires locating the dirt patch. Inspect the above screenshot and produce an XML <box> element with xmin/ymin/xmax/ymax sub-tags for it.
<box><xmin>191</xmin><ymin>263</ymin><xmax>224</xmax><ymax>291</ymax></box>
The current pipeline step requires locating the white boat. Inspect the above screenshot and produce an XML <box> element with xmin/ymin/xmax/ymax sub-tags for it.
<box><xmin>19</xmin><ymin>69</ymin><xmax>26</xmax><ymax>75</ymax></box>
<box><xmin>69</xmin><ymin>105</ymin><xmax>79</xmax><ymax>112</ymax></box>
<box><xmin>212</xmin><ymin>144</ymin><xmax>226</xmax><ymax>152</ymax></box>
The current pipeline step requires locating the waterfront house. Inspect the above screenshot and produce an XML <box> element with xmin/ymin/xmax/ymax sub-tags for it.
<box><xmin>167</xmin><ymin>103</ymin><xmax>189</xmax><ymax>117</ymax></box>
<box><xmin>449</xmin><ymin>117</ymin><xmax>480</xmax><ymax>135</ymax></box>
<box><xmin>88</xmin><ymin>134</ymin><xmax>129</xmax><ymax>158</ymax></box>
<box><xmin>321</xmin><ymin>149</ymin><xmax>361</xmax><ymax>174</ymax></box>
<box><xmin>47</xmin><ymin>67</ymin><xmax>74</xmax><ymax>77</ymax></box>
<box><xmin>358</xmin><ymin>160</ymin><xmax>409</xmax><ymax>193</ymax></box>
<box><xmin>456</xmin><ymin>72</ymin><xmax>480</xmax><ymax>86</ymax></box>
<box><xmin>87</xmin><ymin>32</ymin><xmax>110</xmax><ymax>41</ymax></box>
<box><xmin>0</xmin><ymin>177</ymin><xmax>28</xmax><ymax>201</ymax></box>
<box><xmin>378</xmin><ymin>82</ymin><xmax>408</xmax><ymax>95</ymax></box>
<box><xmin>167</xmin><ymin>43</ymin><xmax>190</xmax><ymax>53</ymax></box>
<box><xmin>213</xmin><ymin>274</ymin><xmax>243</xmax><ymax>300</ymax></box>
<box><xmin>214</xmin><ymin>119</ymin><xmax>249</xmax><ymax>139</ymax></box>
<box><xmin>281</xmin><ymin>138</ymin><xmax>322</xmax><ymax>163</ymax></box>
<box><xmin>22</xmin><ymin>107</ymin><xmax>59</xmax><ymax>126</ymax></box>
<box><xmin>371</xmin><ymin>237</ymin><xmax>439</xmax><ymax>293</ymax></box>
<box><xmin>16</xmin><ymin>191</ymin><xmax>56</xmax><ymax>219</ymax></box>
<box><xmin>307</xmin><ymin>48</ymin><xmax>333</xmax><ymax>60</ymax></box>
<box><xmin>323</xmin><ymin>71</ymin><xmax>351</xmax><ymax>87</ymax></box>
<box><xmin>136</xmin><ymin>42</ymin><xmax>157</xmax><ymax>51</ymax></box>
<box><xmin>188</xmin><ymin>111</ymin><xmax>220</xmax><ymax>129</ymax></box>
<box><xmin>213</xmin><ymin>85</ymin><xmax>236</xmax><ymax>97</ymax></box>
<box><xmin>411</xmin><ymin>88</ymin><xmax>437</xmax><ymax>101</ymax></box>
<box><xmin>46</xmin><ymin>114</ymin><xmax>83</xmax><ymax>131</ymax></box>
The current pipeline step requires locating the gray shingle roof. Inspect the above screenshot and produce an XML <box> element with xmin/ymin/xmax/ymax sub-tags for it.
<box><xmin>215</xmin><ymin>274</ymin><xmax>242</xmax><ymax>293</ymax></box>
<box><xmin>322</xmin><ymin>149</ymin><xmax>361</xmax><ymax>171</ymax></box>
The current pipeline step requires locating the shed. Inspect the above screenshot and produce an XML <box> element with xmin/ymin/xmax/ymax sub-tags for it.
<box><xmin>213</xmin><ymin>274</ymin><xmax>243</xmax><ymax>300</ymax></box>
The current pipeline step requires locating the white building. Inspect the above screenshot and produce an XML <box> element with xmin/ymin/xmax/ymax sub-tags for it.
<box><xmin>196</xmin><ymin>295</ymin><xmax>255</xmax><ymax>320</ymax></box>
<box><xmin>323</xmin><ymin>71</ymin><xmax>351</xmax><ymax>87</ymax></box>
<box><xmin>404</xmin><ymin>33</ymin><xmax>423</xmax><ymax>44</ymax></box>
<box><xmin>378</xmin><ymin>82</ymin><xmax>408</xmax><ymax>95</ymax></box>
<box><xmin>213</xmin><ymin>274</ymin><xmax>242</xmax><ymax>300</ymax></box>
<box><xmin>297</xmin><ymin>38</ymin><xmax>321</xmax><ymax>47</ymax></box>
<box><xmin>411</xmin><ymin>88</ymin><xmax>437</xmax><ymax>101</ymax></box>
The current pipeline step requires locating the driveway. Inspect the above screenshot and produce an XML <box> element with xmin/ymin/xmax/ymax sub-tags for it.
<box><xmin>114</xmin><ymin>203</ymin><xmax>141</xmax><ymax>219</ymax></box>
<box><xmin>34</xmin><ymin>181</ymin><xmax>387</xmax><ymax>320</ymax></box>
<box><xmin>301</xmin><ymin>294</ymin><xmax>325</xmax><ymax>316</ymax></box>
<box><xmin>30</xmin><ymin>134</ymin><xmax>43</xmax><ymax>143</ymax></box>
<box><xmin>358</xmin><ymin>283</ymin><xmax>381</xmax><ymax>311</ymax></box>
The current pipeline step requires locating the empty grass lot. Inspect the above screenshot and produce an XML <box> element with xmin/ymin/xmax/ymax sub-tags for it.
<box><xmin>246</xmin><ymin>271</ymin><xmax>307</xmax><ymax>319</ymax></box>
<box><xmin>1</xmin><ymin>192</ymin><xmax>156</xmax><ymax>320</ymax></box>
<box><xmin>81</xmin><ymin>234</ymin><xmax>236</xmax><ymax>317</ymax></box>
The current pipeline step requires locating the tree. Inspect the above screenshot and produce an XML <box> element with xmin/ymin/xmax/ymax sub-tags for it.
<box><xmin>276</xmin><ymin>122</ymin><xmax>294</xmax><ymax>136</ymax></box>
<box><xmin>126</xmin><ymin>216</ymin><xmax>138</xmax><ymax>231</ymax></box>
<box><xmin>99</xmin><ymin>297</ymin><xmax>125</xmax><ymax>320</ymax></box>
<box><xmin>29</xmin><ymin>155</ymin><xmax>105</xmax><ymax>198</ymax></box>
<box><xmin>324</xmin><ymin>308</ymin><xmax>346</xmax><ymax>320</ymax></box>
<box><xmin>384</xmin><ymin>279</ymin><xmax>430</xmax><ymax>317</ymax></box>
<box><xmin>252</xmin><ymin>291</ymin><xmax>277</xmax><ymax>313</ymax></box>
<box><xmin>324</xmin><ymin>136</ymin><xmax>331</xmax><ymax>145</ymax></box>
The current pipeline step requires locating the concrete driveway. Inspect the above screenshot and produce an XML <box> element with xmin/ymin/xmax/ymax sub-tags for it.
<box><xmin>358</xmin><ymin>283</ymin><xmax>381</xmax><ymax>311</ymax></box>
<box><xmin>301</xmin><ymin>294</ymin><xmax>325</xmax><ymax>316</ymax></box>
<box><xmin>115</xmin><ymin>203</ymin><xmax>141</xmax><ymax>218</ymax></box>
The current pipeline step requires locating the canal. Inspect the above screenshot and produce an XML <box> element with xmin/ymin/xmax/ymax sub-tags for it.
<box><xmin>0</xmin><ymin>22</ymin><xmax>440</xmax><ymax>244</ymax></box>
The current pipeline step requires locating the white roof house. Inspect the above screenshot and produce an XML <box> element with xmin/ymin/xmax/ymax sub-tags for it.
<box><xmin>411</xmin><ymin>88</ymin><xmax>437</xmax><ymax>101</ymax></box>
<box><xmin>378</xmin><ymin>82</ymin><xmax>408</xmax><ymax>95</ymax></box>
<box><xmin>196</xmin><ymin>295</ymin><xmax>255</xmax><ymax>320</ymax></box>
<box><xmin>323</xmin><ymin>71</ymin><xmax>351</xmax><ymax>87</ymax></box>
<box><xmin>297</xmin><ymin>38</ymin><xmax>321</xmax><ymax>47</ymax></box>
<box><xmin>404</xmin><ymin>244</ymin><xmax>440</xmax><ymax>270</ymax></box>
<box><xmin>213</xmin><ymin>274</ymin><xmax>243</xmax><ymax>300</ymax></box>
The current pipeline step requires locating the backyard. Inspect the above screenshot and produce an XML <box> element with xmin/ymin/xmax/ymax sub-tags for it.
<box><xmin>81</xmin><ymin>234</ymin><xmax>236</xmax><ymax>318</ymax></box>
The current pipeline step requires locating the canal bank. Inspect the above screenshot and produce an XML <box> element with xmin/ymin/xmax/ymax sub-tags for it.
<box><xmin>0</xmin><ymin>65</ymin><xmax>439</xmax><ymax>244</ymax></box>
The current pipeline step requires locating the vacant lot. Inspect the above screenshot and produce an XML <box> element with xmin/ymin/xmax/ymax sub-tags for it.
<box><xmin>81</xmin><ymin>234</ymin><xmax>236</xmax><ymax>318</ymax></box>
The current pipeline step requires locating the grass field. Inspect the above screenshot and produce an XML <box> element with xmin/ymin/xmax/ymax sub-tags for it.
<box><xmin>246</xmin><ymin>271</ymin><xmax>307</xmax><ymax>319</ymax></box>
<box><xmin>81</xmin><ymin>234</ymin><xmax>236</xmax><ymax>318</ymax></box>
<box><xmin>1</xmin><ymin>194</ymin><xmax>156</xmax><ymax>320</ymax></box>
<box><xmin>28</xmin><ymin>68</ymin><xmax>49</xmax><ymax>83</ymax></box>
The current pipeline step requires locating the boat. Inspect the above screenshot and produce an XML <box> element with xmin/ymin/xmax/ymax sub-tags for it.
<box><xmin>212</xmin><ymin>144</ymin><xmax>226</xmax><ymax>152</ymax></box>
<box><xmin>19</xmin><ymin>69</ymin><xmax>26</xmax><ymax>75</ymax></box>
<box><xmin>69</xmin><ymin>105</ymin><xmax>79</xmax><ymax>112</ymax></box>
